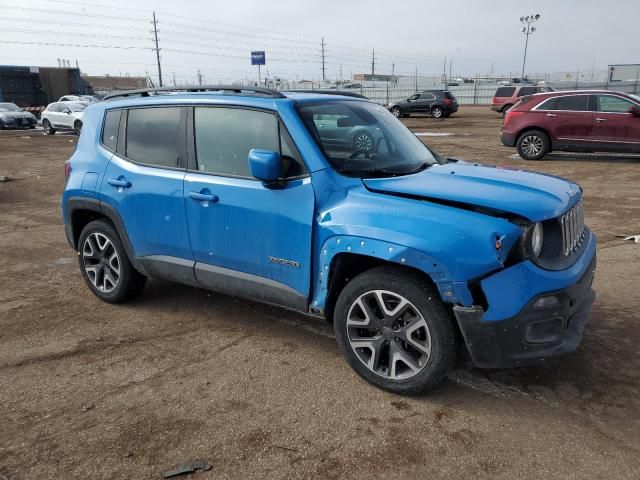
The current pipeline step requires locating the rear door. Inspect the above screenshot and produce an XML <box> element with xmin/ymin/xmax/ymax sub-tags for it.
<box><xmin>536</xmin><ymin>94</ymin><xmax>593</xmax><ymax>148</ymax></box>
<box><xmin>99</xmin><ymin>106</ymin><xmax>195</xmax><ymax>283</ymax></box>
<box><xmin>184</xmin><ymin>106</ymin><xmax>314</xmax><ymax>309</ymax></box>
<box><xmin>591</xmin><ymin>94</ymin><xmax>640</xmax><ymax>152</ymax></box>
<box><xmin>416</xmin><ymin>92</ymin><xmax>436</xmax><ymax>113</ymax></box>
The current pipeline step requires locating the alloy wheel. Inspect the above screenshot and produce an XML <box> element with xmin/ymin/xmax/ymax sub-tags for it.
<box><xmin>43</xmin><ymin>120</ymin><xmax>51</xmax><ymax>134</ymax></box>
<box><xmin>391</xmin><ymin>107</ymin><xmax>401</xmax><ymax>118</ymax></box>
<box><xmin>82</xmin><ymin>232</ymin><xmax>120</xmax><ymax>293</ymax></box>
<box><xmin>432</xmin><ymin>107</ymin><xmax>443</xmax><ymax>118</ymax></box>
<box><xmin>354</xmin><ymin>133</ymin><xmax>373</xmax><ymax>152</ymax></box>
<box><xmin>521</xmin><ymin>135</ymin><xmax>544</xmax><ymax>157</ymax></box>
<box><xmin>347</xmin><ymin>290</ymin><xmax>432</xmax><ymax>380</ymax></box>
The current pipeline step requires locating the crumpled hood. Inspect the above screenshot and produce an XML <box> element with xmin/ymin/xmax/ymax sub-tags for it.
<box><xmin>362</xmin><ymin>161</ymin><xmax>581</xmax><ymax>222</ymax></box>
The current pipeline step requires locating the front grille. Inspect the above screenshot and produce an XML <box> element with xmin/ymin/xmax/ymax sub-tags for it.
<box><xmin>560</xmin><ymin>200</ymin><xmax>585</xmax><ymax>256</ymax></box>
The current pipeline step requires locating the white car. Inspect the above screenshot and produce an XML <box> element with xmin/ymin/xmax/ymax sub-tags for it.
<box><xmin>41</xmin><ymin>101</ymin><xmax>89</xmax><ymax>135</ymax></box>
<box><xmin>59</xmin><ymin>95</ymin><xmax>99</xmax><ymax>103</ymax></box>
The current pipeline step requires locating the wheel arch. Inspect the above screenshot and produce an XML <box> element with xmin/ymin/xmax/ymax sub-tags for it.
<box><xmin>64</xmin><ymin>197</ymin><xmax>147</xmax><ymax>275</ymax></box>
<box><xmin>515</xmin><ymin>125</ymin><xmax>553</xmax><ymax>146</ymax></box>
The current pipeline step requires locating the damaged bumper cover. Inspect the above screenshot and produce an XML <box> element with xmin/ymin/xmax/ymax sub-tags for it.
<box><xmin>453</xmin><ymin>232</ymin><xmax>597</xmax><ymax>369</ymax></box>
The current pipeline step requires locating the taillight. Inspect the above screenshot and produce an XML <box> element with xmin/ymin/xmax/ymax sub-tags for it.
<box><xmin>504</xmin><ymin>110</ymin><xmax>524</xmax><ymax>126</ymax></box>
<box><xmin>443</xmin><ymin>98</ymin><xmax>452</xmax><ymax>106</ymax></box>
<box><xmin>65</xmin><ymin>161</ymin><xmax>71</xmax><ymax>178</ymax></box>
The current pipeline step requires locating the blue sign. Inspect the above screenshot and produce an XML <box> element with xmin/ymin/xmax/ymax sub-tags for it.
<box><xmin>251</xmin><ymin>51</ymin><xmax>266</xmax><ymax>66</ymax></box>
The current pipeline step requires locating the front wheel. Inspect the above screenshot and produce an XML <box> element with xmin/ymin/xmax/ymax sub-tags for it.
<box><xmin>334</xmin><ymin>266</ymin><xmax>457</xmax><ymax>394</ymax></box>
<box><xmin>74</xmin><ymin>120</ymin><xmax>83</xmax><ymax>135</ymax></box>
<box><xmin>516</xmin><ymin>130</ymin><xmax>550</xmax><ymax>160</ymax></box>
<box><xmin>42</xmin><ymin>119</ymin><xmax>56</xmax><ymax>135</ymax></box>
<box><xmin>353</xmin><ymin>131</ymin><xmax>374</xmax><ymax>153</ymax></box>
<box><xmin>431</xmin><ymin>106</ymin><xmax>444</xmax><ymax>119</ymax></box>
<box><xmin>391</xmin><ymin>106</ymin><xmax>402</xmax><ymax>118</ymax></box>
<box><xmin>78</xmin><ymin>219</ymin><xmax>146</xmax><ymax>303</ymax></box>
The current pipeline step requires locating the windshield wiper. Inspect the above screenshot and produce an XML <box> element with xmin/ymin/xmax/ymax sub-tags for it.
<box><xmin>340</xmin><ymin>163</ymin><xmax>431</xmax><ymax>178</ymax></box>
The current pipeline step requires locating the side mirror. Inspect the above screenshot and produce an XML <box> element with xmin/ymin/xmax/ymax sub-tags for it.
<box><xmin>630</xmin><ymin>105</ymin><xmax>640</xmax><ymax>117</ymax></box>
<box><xmin>248</xmin><ymin>149</ymin><xmax>281</xmax><ymax>183</ymax></box>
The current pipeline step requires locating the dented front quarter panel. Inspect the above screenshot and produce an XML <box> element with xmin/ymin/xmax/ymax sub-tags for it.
<box><xmin>307</xmin><ymin>168</ymin><xmax>523</xmax><ymax>313</ymax></box>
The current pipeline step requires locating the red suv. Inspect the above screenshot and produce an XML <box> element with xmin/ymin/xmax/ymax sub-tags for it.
<box><xmin>501</xmin><ymin>90</ymin><xmax>640</xmax><ymax>160</ymax></box>
<box><xmin>491</xmin><ymin>85</ymin><xmax>555</xmax><ymax>115</ymax></box>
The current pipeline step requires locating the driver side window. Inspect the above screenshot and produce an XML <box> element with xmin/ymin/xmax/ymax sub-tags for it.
<box><xmin>408</xmin><ymin>94</ymin><xmax>420</xmax><ymax>101</ymax></box>
<box><xmin>597</xmin><ymin>95</ymin><xmax>635</xmax><ymax>113</ymax></box>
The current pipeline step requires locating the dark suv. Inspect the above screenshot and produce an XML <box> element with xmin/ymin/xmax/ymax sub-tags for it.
<box><xmin>388</xmin><ymin>90</ymin><xmax>458</xmax><ymax>119</ymax></box>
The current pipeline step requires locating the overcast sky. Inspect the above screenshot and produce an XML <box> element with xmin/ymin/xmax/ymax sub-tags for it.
<box><xmin>0</xmin><ymin>0</ymin><xmax>638</xmax><ymax>83</ymax></box>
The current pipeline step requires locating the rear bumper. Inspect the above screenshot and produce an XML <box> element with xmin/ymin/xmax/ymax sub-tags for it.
<box><xmin>500</xmin><ymin>131</ymin><xmax>517</xmax><ymax>147</ymax></box>
<box><xmin>454</xmin><ymin>234</ymin><xmax>597</xmax><ymax>369</ymax></box>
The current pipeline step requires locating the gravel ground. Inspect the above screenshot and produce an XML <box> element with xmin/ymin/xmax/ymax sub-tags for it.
<box><xmin>1</xmin><ymin>106</ymin><xmax>639</xmax><ymax>479</ymax></box>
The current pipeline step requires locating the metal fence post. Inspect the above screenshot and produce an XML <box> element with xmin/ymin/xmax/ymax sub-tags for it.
<box><xmin>473</xmin><ymin>78</ymin><xmax>477</xmax><ymax>105</ymax></box>
<box><xmin>386</xmin><ymin>82</ymin><xmax>389</xmax><ymax>104</ymax></box>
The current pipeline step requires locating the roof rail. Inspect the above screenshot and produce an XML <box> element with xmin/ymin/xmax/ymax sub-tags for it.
<box><xmin>285</xmin><ymin>89</ymin><xmax>368</xmax><ymax>99</ymax></box>
<box><xmin>103</xmin><ymin>84</ymin><xmax>286</xmax><ymax>101</ymax></box>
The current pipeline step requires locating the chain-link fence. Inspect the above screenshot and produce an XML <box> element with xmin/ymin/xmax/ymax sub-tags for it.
<box><xmin>281</xmin><ymin>79</ymin><xmax>640</xmax><ymax>106</ymax></box>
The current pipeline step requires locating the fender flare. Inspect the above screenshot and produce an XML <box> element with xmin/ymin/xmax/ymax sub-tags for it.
<box><xmin>64</xmin><ymin>197</ymin><xmax>147</xmax><ymax>275</ymax></box>
<box><xmin>309</xmin><ymin>234</ymin><xmax>471</xmax><ymax>315</ymax></box>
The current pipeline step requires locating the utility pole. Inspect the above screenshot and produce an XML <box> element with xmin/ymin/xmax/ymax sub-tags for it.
<box><xmin>197</xmin><ymin>69</ymin><xmax>203</xmax><ymax>86</ymax></box>
<box><xmin>415</xmin><ymin>66</ymin><xmax>418</xmax><ymax>91</ymax></box>
<box><xmin>172</xmin><ymin>72</ymin><xmax>176</xmax><ymax>86</ymax></box>
<box><xmin>321</xmin><ymin>37</ymin><xmax>326</xmax><ymax>83</ymax></box>
<box><xmin>152</xmin><ymin>12</ymin><xmax>163</xmax><ymax>87</ymax></box>
<box><xmin>449</xmin><ymin>59</ymin><xmax>452</xmax><ymax>82</ymax></box>
<box><xmin>391</xmin><ymin>62</ymin><xmax>395</xmax><ymax>85</ymax></box>
<box><xmin>443</xmin><ymin>57</ymin><xmax>447</xmax><ymax>88</ymax></box>
<box><xmin>520</xmin><ymin>14</ymin><xmax>540</xmax><ymax>80</ymax></box>
<box><xmin>339</xmin><ymin>64</ymin><xmax>343</xmax><ymax>83</ymax></box>
<box><xmin>371</xmin><ymin>48</ymin><xmax>375</xmax><ymax>79</ymax></box>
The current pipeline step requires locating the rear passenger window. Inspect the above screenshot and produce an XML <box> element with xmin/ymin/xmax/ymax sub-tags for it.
<box><xmin>545</xmin><ymin>95</ymin><xmax>589</xmax><ymax>111</ymax></box>
<box><xmin>126</xmin><ymin>107</ymin><xmax>182</xmax><ymax>167</ymax></box>
<box><xmin>495</xmin><ymin>87</ymin><xmax>516</xmax><ymax>97</ymax></box>
<box><xmin>102</xmin><ymin>110</ymin><xmax>120</xmax><ymax>151</ymax></box>
<box><xmin>194</xmin><ymin>108</ymin><xmax>279</xmax><ymax>177</ymax></box>
<box><xmin>518</xmin><ymin>87</ymin><xmax>537</xmax><ymax>97</ymax></box>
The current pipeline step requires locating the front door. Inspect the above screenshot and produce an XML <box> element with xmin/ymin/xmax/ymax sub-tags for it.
<box><xmin>591</xmin><ymin>94</ymin><xmax>640</xmax><ymax>153</ymax></box>
<box><xmin>99</xmin><ymin>106</ymin><xmax>195</xmax><ymax>283</ymax></box>
<box><xmin>184</xmin><ymin>106</ymin><xmax>314</xmax><ymax>310</ymax></box>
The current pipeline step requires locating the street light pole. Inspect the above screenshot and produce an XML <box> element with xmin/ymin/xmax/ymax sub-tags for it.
<box><xmin>520</xmin><ymin>14</ymin><xmax>540</xmax><ymax>81</ymax></box>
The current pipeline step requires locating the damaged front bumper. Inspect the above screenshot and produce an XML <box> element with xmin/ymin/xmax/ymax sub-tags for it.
<box><xmin>453</xmin><ymin>231</ymin><xmax>597</xmax><ymax>369</ymax></box>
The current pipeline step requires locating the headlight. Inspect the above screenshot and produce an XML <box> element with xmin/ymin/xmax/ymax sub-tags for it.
<box><xmin>531</xmin><ymin>222</ymin><xmax>544</xmax><ymax>257</ymax></box>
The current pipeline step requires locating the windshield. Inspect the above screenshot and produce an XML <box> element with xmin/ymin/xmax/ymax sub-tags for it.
<box><xmin>67</xmin><ymin>102</ymin><xmax>88</xmax><ymax>112</ymax></box>
<box><xmin>630</xmin><ymin>94</ymin><xmax>640</xmax><ymax>104</ymax></box>
<box><xmin>0</xmin><ymin>103</ymin><xmax>22</xmax><ymax>112</ymax></box>
<box><xmin>296</xmin><ymin>100</ymin><xmax>437</xmax><ymax>177</ymax></box>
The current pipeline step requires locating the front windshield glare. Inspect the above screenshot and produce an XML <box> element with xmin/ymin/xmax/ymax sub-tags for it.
<box><xmin>296</xmin><ymin>101</ymin><xmax>437</xmax><ymax>176</ymax></box>
<box><xmin>0</xmin><ymin>103</ymin><xmax>22</xmax><ymax>112</ymax></box>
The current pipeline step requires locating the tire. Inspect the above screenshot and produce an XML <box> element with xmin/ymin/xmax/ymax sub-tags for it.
<box><xmin>516</xmin><ymin>129</ymin><xmax>550</xmax><ymax>160</ymax></box>
<box><xmin>74</xmin><ymin>120</ymin><xmax>83</xmax><ymax>135</ymax></box>
<box><xmin>333</xmin><ymin>265</ymin><xmax>457</xmax><ymax>395</ymax></box>
<box><xmin>391</xmin><ymin>106</ymin><xmax>402</xmax><ymax>118</ymax></box>
<box><xmin>502</xmin><ymin>104</ymin><xmax>513</xmax><ymax>116</ymax></box>
<box><xmin>77</xmin><ymin>219</ymin><xmax>146</xmax><ymax>303</ymax></box>
<box><xmin>431</xmin><ymin>106</ymin><xmax>444</xmax><ymax>119</ymax></box>
<box><xmin>42</xmin><ymin>119</ymin><xmax>56</xmax><ymax>135</ymax></box>
<box><xmin>353</xmin><ymin>131</ymin><xmax>374</xmax><ymax>153</ymax></box>
<box><xmin>0</xmin><ymin>120</ymin><xmax>5</xmax><ymax>130</ymax></box>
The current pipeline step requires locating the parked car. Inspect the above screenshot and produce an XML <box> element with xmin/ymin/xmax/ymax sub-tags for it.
<box><xmin>491</xmin><ymin>85</ymin><xmax>554</xmax><ymax>115</ymax></box>
<box><xmin>388</xmin><ymin>90</ymin><xmax>458</xmax><ymax>119</ymax></box>
<box><xmin>62</xmin><ymin>85</ymin><xmax>596</xmax><ymax>394</ymax></box>
<box><xmin>59</xmin><ymin>95</ymin><xmax>99</xmax><ymax>104</ymax></box>
<box><xmin>41</xmin><ymin>101</ymin><xmax>89</xmax><ymax>135</ymax></box>
<box><xmin>501</xmin><ymin>90</ymin><xmax>640</xmax><ymax>160</ymax></box>
<box><xmin>0</xmin><ymin>102</ymin><xmax>37</xmax><ymax>129</ymax></box>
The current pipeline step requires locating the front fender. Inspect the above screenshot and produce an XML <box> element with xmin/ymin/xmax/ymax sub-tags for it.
<box><xmin>309</xmin><ymin>175</ymin><xmax>523</xmax><ymax>313</ymax></box>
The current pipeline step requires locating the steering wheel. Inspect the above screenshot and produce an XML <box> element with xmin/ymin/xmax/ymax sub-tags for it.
<box><xmin>348</xmin><ymin>149</ymin><xmax>370</xmax><ymax>160</ymax></box>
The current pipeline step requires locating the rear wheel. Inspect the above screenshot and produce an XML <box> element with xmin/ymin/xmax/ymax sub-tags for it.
<box><xmin>353</xmin><ymin>131</ymin><xmax>374</xmax><ymax>153</ymax></box>
<box><xmin>74</xmin><ymin>120</ymin><xmax>83</xmax><ymax>135</ymax></box>
<box><xmin>334</xmin><ymin>266</ymin><xmax>457</xmax><ymax>394</ymax></box>
<box><xmin>78</xmin><ymin>219</ymin><xmax>146</xmax><ymax>303</ymax></box>
<box><xmin>516</xmin><ymin>130</ymin><xmax>550</xmax><ymax>160</ymax></box>
<box><xmin>431</xmin><ymin>106</ymin><xmax>444</xmax><ymax>119</ymax></box>
<box><xmin>42</xmin><ymin>119</ymin><xmax>56</xmax><ymax>135</ymax></box>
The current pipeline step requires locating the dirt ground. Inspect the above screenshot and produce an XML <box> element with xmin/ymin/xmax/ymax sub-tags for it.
<box><xmin>1</xmin><ymin>106</ymin><xmax>639</xmax><ymax>479</ymax></box>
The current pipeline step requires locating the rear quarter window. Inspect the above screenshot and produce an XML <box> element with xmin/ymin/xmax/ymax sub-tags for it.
<box><xmin>495</xmin><ymin>87</ymin><xmax>516</xmax><ymax>97</ymax></box>
<box><xmin>101</xmin><ymin>110</ymin><xmax>121</xmax><ymax>152</ymax></box>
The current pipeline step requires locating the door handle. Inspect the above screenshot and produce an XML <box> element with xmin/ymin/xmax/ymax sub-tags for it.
<box><xmin>546</xmin><ymin>113</ymin><xmax>557</xmax><ymax>118</ymax></box>
<box><xmin>107</xmin><ymin>178</ymin><xmax>131</xmax><ymax>188</ymax></box>
<box><xmin>188</xmin><ymin>191</ymin><xmax>219</xmax><ymax>203</ymax></box>
<box><xmin>596</xmin><ymin>117</ymin><xmax>607</xmax><ymax>122</ymax></box>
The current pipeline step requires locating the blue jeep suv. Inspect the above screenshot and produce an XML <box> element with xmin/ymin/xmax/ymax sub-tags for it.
<box><xmin>62</xmin><ymin>86</ymin><xmax>596</xmax><ymax>394</ymax></box>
